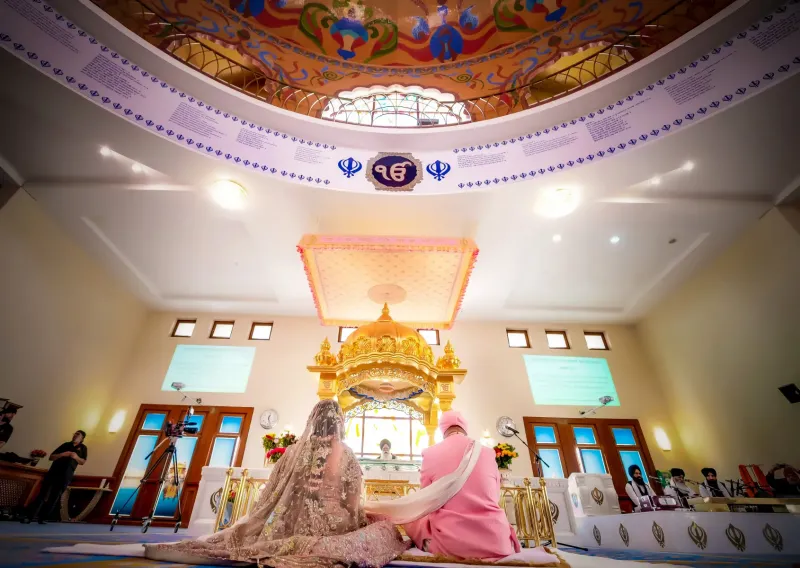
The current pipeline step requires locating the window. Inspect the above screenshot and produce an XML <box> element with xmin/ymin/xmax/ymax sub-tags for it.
<box><xmin>545</xmin><ymin>331</ymin><xmax>570</xmax><ymax>349</ymax></box>
<box><xmin>417</xmin><ymin>329</ymin><xmax>440</xmax><ymax>345</ymax></box>
<box><xmin>344</xmin><ymin>406</ymin><xmax>429</xmax><ymax>459</ymax></box>
<box><xmin>249</xmin><ymin>322</ymin><xmax>273</xmax><ymax>340</ymax></box>
<box><xmin>338</xmin><ymin>326</ymin><xmax>357</xmax><ymax>342</ymax></box>
<box><xmin>506</xmin><ymin>329</ymin><xmax>530</xmax><ymax>348</ymax></box>
<box><xmin>573</xmin><ymin>425</ymin><xmax>608</xmax><ymax>474</ymax></box>
<box><xmin>210</xmin><ymin>320</ymin><xmax>234</xmax><ymax>339</ymax></box>
<box><xmin>209</xmin><ymin>414</ymin><xmax>245</xmax><ymax>467</ymax></box>
<box><xmin>530</xmin><ymin>424</ymin><xmax>566</xmax><ymax>478</ymax></box>
<box><xmin>171</xmin><ymin>319</ymin><xmax>196</xmax><ymax>338</ymax></box>
<box><xmin>611</xmin><ymin>426</ymin><xmax>648</xmax><ymax>482</ymax></box>
<box><xmin>584</xmin><ymin>332</ymin><xmax>609</xmax><ymax>350</ymax></box>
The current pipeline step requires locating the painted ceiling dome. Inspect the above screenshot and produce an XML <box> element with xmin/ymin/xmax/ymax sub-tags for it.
<box><xmin>340</xmin><ymin>304</ymin><xmax>434</xmax><ymax>366</ymax></box>
<box><xmin>95</xmin><ymin>0</ymin><xmax>736</xmax><ymax>105</ymax></box>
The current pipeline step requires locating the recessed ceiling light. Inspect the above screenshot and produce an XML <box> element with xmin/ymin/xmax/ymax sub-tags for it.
<box><xmin>534</xmin><ymin>187</ymin><xmax>580</xmax><ymax>218</ymax></box>
<box><xmin>209</xmin><ymin>179</ymin><xmax>247</xmax><ymax>210</ymax></box>
<box><xmin>552</xmin><ymin>234</ymin><xmax>562</xmax><ymax>243</ymax></box>
<box><xmin>650</xmin><ymin>176</ymin><xmax>661</xmax><ymax>186</ymax></box>
<box><xmin>610</xmin><ymin>236</ymin><xmax>621</xmax><ymax>245</ymax></box>
<box><xmin>99</xmin><ymin>146</ymin><xmax>112</xmax><ymax>157</ymax></box>
<box><xmin>131</xmin><ymin>163</ymin><xmax>143</xmax><ymax>173</ymax></box>
<box><xmin>682</xmin><ymin>161</ymin><xmax>695</xmax><ymax>171</ymax></box>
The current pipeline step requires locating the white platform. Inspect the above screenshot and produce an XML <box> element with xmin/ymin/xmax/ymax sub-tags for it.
<box><xmin>565</xmin><ymin>511</ymin><xmax>799</xmax><ymax>555</ymax></box>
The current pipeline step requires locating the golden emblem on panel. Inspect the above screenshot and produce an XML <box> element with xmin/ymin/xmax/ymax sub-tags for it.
<box><xmin>726</xmin><ymin>523</ymin><xmax>746</xmax><ymax>552</ymax></box>
<box><xmin>619</xmin><ymin>524</ymin><xmax>630</xmax><ymax>547</ymax></box>
<box><xmin>762</xmin><ymin>523</ymin><xmax>783</xmax><ymax>552</ymax></box>
<box><xmin>688</xmin><ymin>521</ymin><xmax>708</xmax><ymax>550</ymax></box>
<box><xmin>652</xmin><ymin>521</ymin><xmax>666</xmax><ymax>549</ymax></box>
<box><xmin>592</xmin><ymin>525</ymin><xmax>601</xmax><ymax>546</ymax></box>
<box><xmin>590</xmin><ymin>487</ymin><xmax>604</xmax><ymax>506</ymax></box>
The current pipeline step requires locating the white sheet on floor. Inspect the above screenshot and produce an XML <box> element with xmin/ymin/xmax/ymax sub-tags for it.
<box><xmin>44</xmin><ymin>543</ymin><xmax>146</xmax><ymax>557</ymax></box>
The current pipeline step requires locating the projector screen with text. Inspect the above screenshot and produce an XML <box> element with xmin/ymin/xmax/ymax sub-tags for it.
<box><xmin>523</xmin><ymin>355</ymin><xmax>620</xmax><ymax>406</ymax></box>
<box><xmin>161</xmin><ymin>345</ymin><xmax>256</xmax><ymax>393</ymax></box>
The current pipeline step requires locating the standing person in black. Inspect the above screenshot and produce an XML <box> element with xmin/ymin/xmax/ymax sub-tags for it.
<box><xmin>0</xmin><ymin>405</ymin><xmax>18</xmax><ymax>450</ymax></box>
<box><xmin>21</xmin><ymin>430</ymin><xmax>87</xmax><ymax>524</ymax></box>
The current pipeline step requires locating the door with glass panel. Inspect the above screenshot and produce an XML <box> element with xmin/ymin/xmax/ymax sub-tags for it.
<box><xmin>109</xmin><ymin>404</ymin><xmax>252</xmax><ymax>527</ymax></box>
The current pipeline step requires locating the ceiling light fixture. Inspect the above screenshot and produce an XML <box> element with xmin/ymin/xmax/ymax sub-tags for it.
<box><xmin>534</xmin><ymin>187</ymin><xmax>581</xmax><ymax>218</ymax></box>
<box><xmin>99</xmin><ymin>146</ymin><xmax>112</xmax><ymax>157</ymax></box>
<box><xmin>650</xmin><ymin>176</ymin><xmax>661</xmax><ymax>186</ymax></box>
<box><xmin>610</xmin><ymin>236</ymin><xmax>621</xmax><ymax>245</ymax></box>
<box><xmin>209</xmin><ymin>179</ymin><xmax>248</xmax><ymax>210</ymax></box>
<box><xmin>552</xmin><ymin>234</ymin><xmax>562</xmax><ymax>243</ymax></box>
<box><xmin>682</xmin><ymin>161</ymin><xmax>695</xmax><ymax>172</ymax></box>
<box><xmin>131</xmin><ymin>163</ymin><xmax>143</xmax><ymax>173</ymax></box>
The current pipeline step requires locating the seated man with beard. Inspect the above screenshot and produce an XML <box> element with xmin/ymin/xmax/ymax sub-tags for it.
<box><xmin>402</xmin><ymin>411</ymin><xmax>520</xmax><ymax>560</ymax></box>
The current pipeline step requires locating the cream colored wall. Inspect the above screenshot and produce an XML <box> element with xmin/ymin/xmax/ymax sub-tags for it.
<box><xmin>639</xmin><ymin>207</ymin><xmax>800</xmax><ymax>482</ymax></box>
<box><xmin>95</xmin><ymin>311</ymin><xmax>686</xmax><ymax>479</ymax></box>
<box><xmin>0</xmin><ymin>191</ymin><xmax>147</xmax><ymax>474</ymax></box>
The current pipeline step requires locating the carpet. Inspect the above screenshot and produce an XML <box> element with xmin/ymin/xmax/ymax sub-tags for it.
<box><xmin>1</xmin><ymin>522</ymin><xmax>799</xmax><ymax>567</ymax></box>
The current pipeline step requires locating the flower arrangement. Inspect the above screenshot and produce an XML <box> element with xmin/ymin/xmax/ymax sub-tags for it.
<box><xmin>263</xmin><ymin>431</ymin><xmax>298</xmax><ymax>463</ymax></box>
<box><xmin>29</xmin><ymin>449</ymin><xmax>47</xmax><ymax>458</ymax></box>
<box><xmin>227</xmin><ymin>489</ymin><xmax>236</xmax><ymax>504</ymax></box>
<box><xmin>493</xmin><ymin>443</ymin><xmax>518</xmax><ymax>470</ymax></box>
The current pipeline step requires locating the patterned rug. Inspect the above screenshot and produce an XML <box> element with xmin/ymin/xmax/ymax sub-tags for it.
<box><xmin>1</xmin><ymin>522</ymin><xmax>799</xmax><ymax>567</ymax></box>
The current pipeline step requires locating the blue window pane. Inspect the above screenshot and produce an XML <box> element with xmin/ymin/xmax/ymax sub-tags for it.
<box><xmin>184</xmin><ymin>414</ymin><xmax>204</xmax><ymax>432</ymax></box>
<box><xmin>620</xmin><ymin>451</ymin><xmax>647</xmax><ymax>482</ymax></box>
<box><xmin>580</xmin><ymin>449</ymin><xmax>607</xmax><ymax>474</ymax></box>
<box><xmin>111</xmin><ymin>435</ymin><xmax>158</xmax><ymax>515</ymax></box>
<box><xmin>612</xmin><ymin>427</ymin><xmax>636</xmax><ymax>446</ymax></box>
<box><xmin>142</xmin><ymin>413</ymin><xmax>166</xmax><ymax>431</ymax></box>
<box><xmin>220</xmin><ymin>416</ymin><xmax>243</xmax><ymax>434</ymax></box>
<box><xmin>534</xmin><ymin>426</ymin><xmax>557</xmax><ymax>444</ymax></box>
<box><xmin>153</xmin><ymin>436</ymin><xmax>199</xmax><ymax>517</ymax></box>
<box><xmin>538</xmin><ymin>449</ymin><xmax>565</xmax><ymax>478</ymax></box>
<box><xmin>209</xmin><ymin>437</ymin><xmax>237</xmax><ymax>467</ymax></box>
<box><xmin>573</xmin><ymin>427</ymin><xmax>597</xmax><ymax>445</ymax></box>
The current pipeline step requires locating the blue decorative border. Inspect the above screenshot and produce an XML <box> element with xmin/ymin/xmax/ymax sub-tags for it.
<box><xmin>0</xmin><ymin>0</ymin><xmax>798</xmax><ymax>193</ymax></box>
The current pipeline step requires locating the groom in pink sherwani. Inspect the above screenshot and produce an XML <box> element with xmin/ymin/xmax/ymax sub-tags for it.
<box><xmin>404</xmin><ymin>411</ymin><xmax>521</xmax><ymax>560</ymax></box>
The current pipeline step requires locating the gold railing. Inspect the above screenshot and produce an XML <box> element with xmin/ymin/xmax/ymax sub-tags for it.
<box><xmin>92</xmin><ymin>0</ymin><xmax>732</xmax><ymax>127</ymax></box>
<box><xmin>213</xmin><ymin>471</ymin><xmax>556</xmax><ymax>548</ymax></box>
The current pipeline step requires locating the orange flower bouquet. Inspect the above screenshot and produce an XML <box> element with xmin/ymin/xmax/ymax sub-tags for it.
<box><xmin>493</xmin><ymin>442</ymin><xmax>519</xmax><ymax>469</ymax></box>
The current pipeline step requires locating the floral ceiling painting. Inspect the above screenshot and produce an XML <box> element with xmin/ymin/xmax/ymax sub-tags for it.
<box><xmin>96</xmin><ymin>0</ymin><xmax>734</xmax><ymax>100</ymax></box>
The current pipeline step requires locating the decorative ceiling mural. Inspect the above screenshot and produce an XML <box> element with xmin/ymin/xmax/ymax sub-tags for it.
<box><xmin>94</xmin><ymin>0</ymin><xmax>735</xmax><ymax>100</ymax></box>
<box><xmin>297</xmin><ymin>235</ymin><xmax>478</xmax><ymax>328</ymax></box>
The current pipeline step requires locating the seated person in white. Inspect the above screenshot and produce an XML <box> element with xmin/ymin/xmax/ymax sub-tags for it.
<box><xmin>624</xmin><ymin>465</ymin><xmax>655</xmax><ymax>511</ymax></box>
<box><xmin>379</xmin><ymin>439</ymin><xmax>397</xmax><ymax>461</ymax></box>
<box><xmin>664</xmin><ymin>467</ymin><xmax>698</xmax><ymax>505</ymax></box>
<box><xmin>698</xmin><ymin>467</ymin><xmax>733</xmax><ymax>498</ymax></box>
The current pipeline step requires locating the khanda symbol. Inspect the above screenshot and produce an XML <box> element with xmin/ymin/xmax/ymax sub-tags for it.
<box><xmin>338</xmin><ymin>157</ymin><xmax>363</xmax><ymax>178</ymax></box>
<box><xmin>426</xmin><ymin>160</ymin><xmax>452</xmax><ymax>181</ymax></box>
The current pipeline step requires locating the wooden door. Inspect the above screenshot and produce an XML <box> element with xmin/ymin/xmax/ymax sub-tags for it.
<box><xmin>108</xmin><ymin>404</ymin><xmax>253</xmax><ymax>527</ymax></box>
<box><xmin>523</xmin><ymin>417</ymin><xmax>659</xmax><ymax>512</ymax></box>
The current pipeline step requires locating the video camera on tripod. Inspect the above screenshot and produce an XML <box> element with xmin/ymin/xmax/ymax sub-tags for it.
<box><xmin>164</xmin><ymin>418</ymin><xmax>199</xmax><ymax>438</ymax></box>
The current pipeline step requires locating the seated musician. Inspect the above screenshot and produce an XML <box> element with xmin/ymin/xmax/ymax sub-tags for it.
<box><xmin>624</xmin><ymin>465</ymin><xmax>655</xmax><ymax>511</ymax></box>
<box><xmin>698</xmin><ymin>467</ymin><xmax>733</xmax><ymax>498</ymax></box>
<box><xmin>664</xmin><ymin>468</ymin><xmax>697</xmax><ymax>505</ymax></box>
<box><xmin>766</xmin><ymin>464</ymin><xmax>800</xmax><ymax>497</ymax></box>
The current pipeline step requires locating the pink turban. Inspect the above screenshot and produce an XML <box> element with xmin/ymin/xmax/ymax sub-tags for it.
<box><xmin>439</xmin><ymin>411</ymin><xmax>469</xmax><ymax>435</ymax></box>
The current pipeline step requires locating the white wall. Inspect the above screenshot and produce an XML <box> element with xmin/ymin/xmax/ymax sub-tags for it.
<box><xmin>0</xmin><ymin>191</ymin><xmax>147</xmax><ymax>471</ymax></box>
<box><xmin>91</xmin><ymin>311</ymin><xmax>686</xmax><ymax>478</ymax></box>
<box><xmin>639</xmin><ymin>207</ymin><xmax>800</xmax><ymax>481</ymax></box>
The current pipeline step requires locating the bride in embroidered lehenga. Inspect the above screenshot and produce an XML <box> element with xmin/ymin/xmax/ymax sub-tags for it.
<box><xmin>148</xmin><ymin>399</ymin><xmax>409</xmax><ymax>567</ymax></box>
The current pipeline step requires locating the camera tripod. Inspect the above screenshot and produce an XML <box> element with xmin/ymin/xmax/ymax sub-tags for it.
<box><xmin>110</xmin><ymin>436</ymin><xmax>183</xmax><ymax>533</ymax></box>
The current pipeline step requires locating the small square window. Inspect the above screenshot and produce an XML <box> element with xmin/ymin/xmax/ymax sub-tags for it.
<box><xmin>249</xmin><ymin>322</ymin><xmax>273</xmax><ymax>340</ymax></box>
<box><xmin>506</xmin><ymin>329</ymin><xmax>530</xmax><ymax>348</ymax></box>
<box><xmin>545</xmin><ymin>331</ymin><xmax>570</xmax><ymax>349</ymax></box>
<box><xmin>171</xmin><ymin>319</ymin><xmax>196</xmax><ymax>338</ymax></box>
<box><xmin>417</xmin><ymin>329</ymin><xmax>440</xmax><ymax>345</ymax></box>
<box><xmin>584</xmin><ymin>332</ymin><xmax>609</xmax><ymax>350</ymax></box>
<box><xmin>210</xmin><ymin>320</ymin><xmax>234</xmax><ymax>339</ymax></box>
<box><xmin>338</xmin><ymin>326</ymin><xmax>357</xmax><ymax>342</ymax></box>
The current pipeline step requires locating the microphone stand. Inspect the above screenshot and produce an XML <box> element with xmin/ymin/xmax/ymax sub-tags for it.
<box><xmin>507</xmin><ymin>428</ymin><xmax>588</xmax><ymax>552</ymax></box>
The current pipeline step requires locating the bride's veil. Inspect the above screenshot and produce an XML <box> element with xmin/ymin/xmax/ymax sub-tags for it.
<box><xmin>195</xmin><ymin>399</ymin><xmax>364</xmax><ymax>554</ymax></box>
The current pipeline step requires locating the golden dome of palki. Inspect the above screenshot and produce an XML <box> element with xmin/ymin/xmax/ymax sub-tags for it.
<box><xmin>339</xmin><ymin>304</ymin><xmax>434</xmax><ymax>366</ymax></box>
